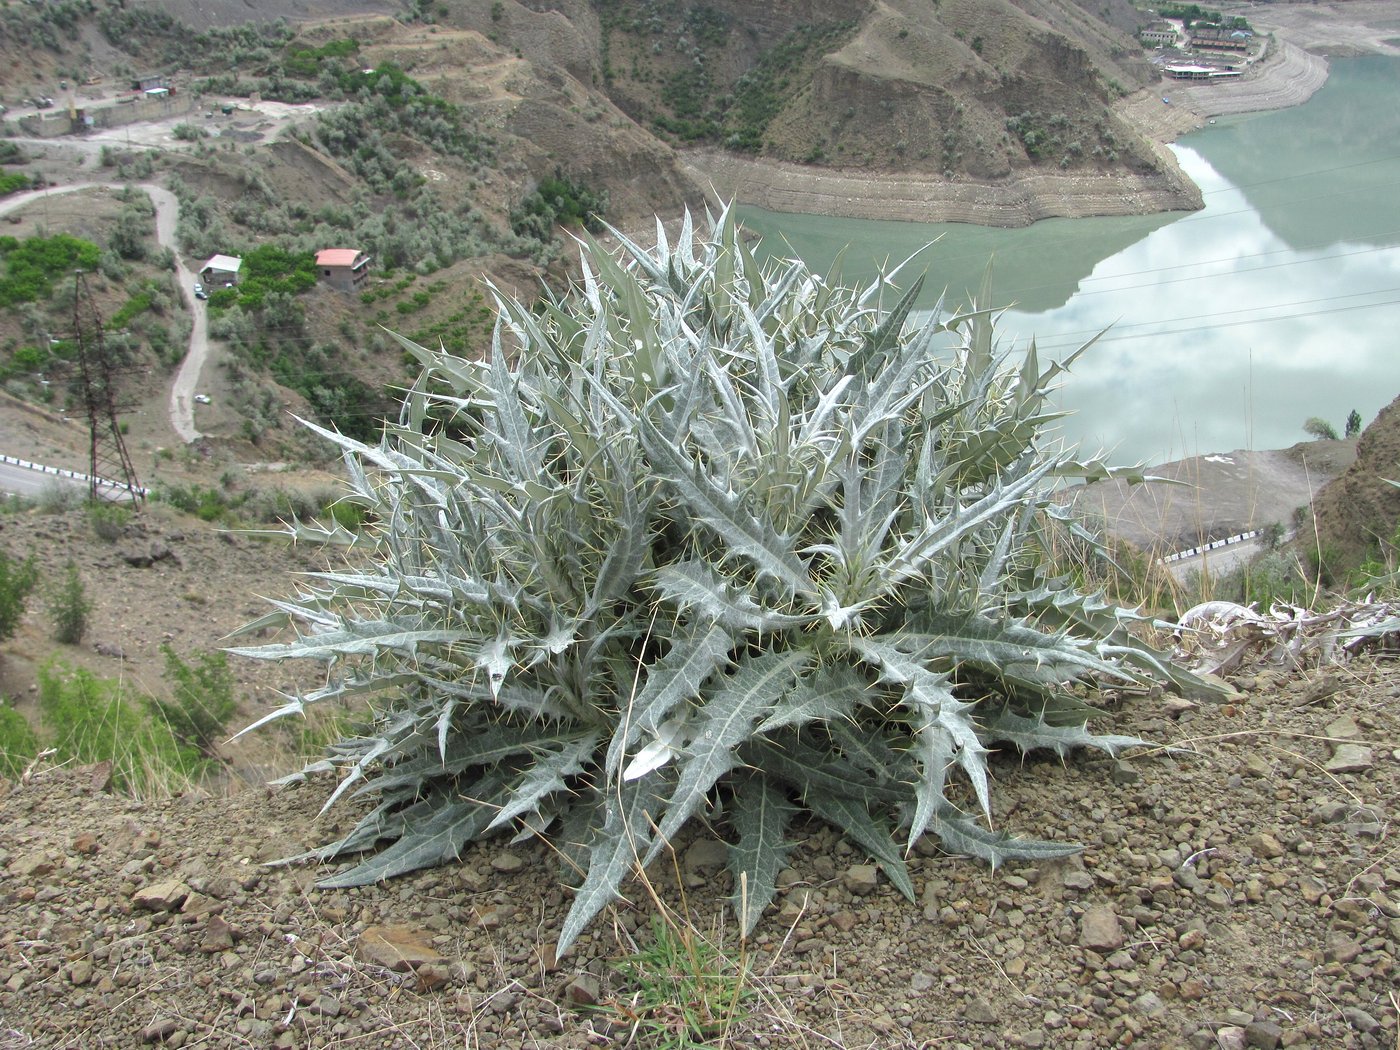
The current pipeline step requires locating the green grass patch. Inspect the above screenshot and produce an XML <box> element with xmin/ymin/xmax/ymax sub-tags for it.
<box><xmin>37</xmin><ymin>663</ymin><xmax>211</xmax><ymax>797</ymax></box>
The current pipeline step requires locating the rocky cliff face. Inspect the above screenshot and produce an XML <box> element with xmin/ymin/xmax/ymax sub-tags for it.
<box><xmin>1308</xmin><ymin>397</ymin><xmax>1400</xmax><ymax>578</ymax></box>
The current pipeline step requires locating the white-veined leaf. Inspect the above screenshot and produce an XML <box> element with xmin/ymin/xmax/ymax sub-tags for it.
<box><xmin>605</xmin><ymin>621</ymin><xmax>733</xmax><ymax>776</ymax></box>
<box><xmin>317</xmin><ymin>769</ymin><xmax>515</xmax><ymax>888</ymax></box>
<box><xmin>648</xmin><ymin>649</ymin><xmax>810</xmax><ymax>855</ymax></box>
<box><xmin>557</xmin><ymin>772</ymin><xmax>669</xmax><ymax>955</ymax></box>
<box><xmin>727</xmin><ymin>775</ymin><xmax>798</xmax><ymax>935</ymax></box>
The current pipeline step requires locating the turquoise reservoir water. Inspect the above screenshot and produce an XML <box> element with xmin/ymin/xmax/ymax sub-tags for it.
<box><xmin>736</xmin><ymin>56</ymin><xmax>1400</xmax><ymax>464</ymax></box>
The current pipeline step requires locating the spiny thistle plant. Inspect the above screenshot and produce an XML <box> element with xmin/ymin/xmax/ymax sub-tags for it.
<box><xmin>233</xmin><ymin>207</ymin><xmax>1221</xmax><ymax>954</ymax></box>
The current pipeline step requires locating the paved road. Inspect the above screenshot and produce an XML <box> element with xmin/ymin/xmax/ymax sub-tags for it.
<box><xmin>1165</xmin><ymin>536</ymin><xmax>1265</xmax><ymax>583</ymax></box>
<box><xmin>0</xmin><ymin>459</ymin><xmax>82</xmax><ymax>498</ymax></box>
<box><xmin>0</xmin><ymin>179</ymin><xmax>207</xmax><ymax>443</ymax></box>
<box><xmin>0</xmin><ymin>456</ymin><xmax>144</xmax><ymax>502</ymax></box>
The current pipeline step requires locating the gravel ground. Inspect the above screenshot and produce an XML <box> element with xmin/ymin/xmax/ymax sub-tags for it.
<box><xmin>2</xmin><ymin>652</ymin><xmax>1397</xmax><ymax>1049</ymax></box>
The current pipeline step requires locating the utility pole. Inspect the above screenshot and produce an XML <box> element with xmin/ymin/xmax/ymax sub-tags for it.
<box><xmin>72</xmin><ymin>270</ymin><xmax>143</xmax><ymax>505</ymax></box>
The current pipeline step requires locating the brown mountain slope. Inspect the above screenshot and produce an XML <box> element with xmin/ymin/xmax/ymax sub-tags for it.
<box><xmin>1308</xmin><ymin>395</ymin><xmax>1400</xmax><ymax>578</ymax></box>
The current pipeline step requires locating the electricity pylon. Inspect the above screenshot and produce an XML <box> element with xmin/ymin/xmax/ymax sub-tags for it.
<box><xmin>72</xmin><ymin>270</ymin><xmax>143</xmax><ymax>505</ymax></box>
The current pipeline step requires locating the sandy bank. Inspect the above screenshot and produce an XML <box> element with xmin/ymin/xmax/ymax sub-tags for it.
<box><xmin>680</xmin><ymin>149</ymin><xmax>1203</xmax><ymax>228</ymax></box>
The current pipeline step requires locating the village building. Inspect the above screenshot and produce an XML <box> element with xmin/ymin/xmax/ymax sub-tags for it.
<box><xmin>1139</xmin><ymin>22</ymin><xmax>1178</xmax><ymax>47</ymax></box>
<box><xmin>199</xmin><ymin>254</ymin><xmax>242</xmax><ymax>286</ymax></box>
<box><xmin>1189</xmin><ymin>26</ymin><xmax>1251</xmax><ymax>51</ymax></box>
<box><xmin>1163</xmin><ymin>63</ymin><xmax>1243</xmax><ymax>81</ymax></box>
<box><xmin>314</xmin><ymin>248</ymin><xmax>372</xmax><ymax>292</ymax></box>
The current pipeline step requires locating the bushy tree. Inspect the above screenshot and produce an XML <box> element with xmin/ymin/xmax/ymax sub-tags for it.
<box><xmin>1345</xmin><ymin>409</ymin><xmax>1363</xmax><ymax>438</ymax></box>
<box><xmin>49</xmin><ymin>561</ymin><xmax>90</xmax><ymax>645</ymax></box>
<box><xmin>1304</xmin><ymin>416</ymin><xmax>1339</xmax><ymax>441</ymax></box>
<box><xmin>0</xmin><ymin>551</ymin><xmax>36</xmax><ymax>642</ymax></box>
<box><xmin>150</xmin><ymin>645</ymin><xmax>238</xmax><ymax>758</ymax></box>
<box><xmin>236</xmin><ymin>208</ymin><xmax>1219</xmax><ymax>952</ymax></box>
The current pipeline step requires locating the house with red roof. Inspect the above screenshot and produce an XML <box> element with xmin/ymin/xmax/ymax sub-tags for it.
<box><xmin>315</xmin><ymin>248</ymin><xmax>372</xmax><ymax>292</ymax></box>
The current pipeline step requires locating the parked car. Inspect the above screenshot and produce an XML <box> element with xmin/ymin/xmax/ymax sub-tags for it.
<box><xmin>193</xmin><ymin>394</ymin><xmax>211</xmax><ymax>405</ymax></box>
<box><xmin>193</xmin><ymin>282</ymin><xmax>207</xmax><ymax>300</ymax></box>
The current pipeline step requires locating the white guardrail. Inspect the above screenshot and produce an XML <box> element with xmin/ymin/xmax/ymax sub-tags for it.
<box><xmin>0</xmin><ymin>453</ymin><xmax>148</xmax><ymax>498</ymax></box>
<box><xmin>1160</xmin><ymin>529</ymin><xmax>1261</xmax><ymax>565</ymax></box>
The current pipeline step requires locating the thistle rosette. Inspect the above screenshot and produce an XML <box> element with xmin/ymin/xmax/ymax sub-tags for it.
<box><xmin>233</xmin><ymin>207</ymin><xmax>1220</xmax><ymax>953</ymax></box>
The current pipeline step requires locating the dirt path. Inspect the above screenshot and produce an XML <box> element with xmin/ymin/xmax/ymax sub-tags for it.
<box><xmin>0</xmin><ymin>180</ymin><xmax>206</xmax><ymax>447</ymax></box>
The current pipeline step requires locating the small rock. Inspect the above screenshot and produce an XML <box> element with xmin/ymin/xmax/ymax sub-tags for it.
<box><xmin>1326</xmin><ymin>932</ymin><xmax>1363</xmax><ymax>963</ymax></box>
<box><xmin>1323</xmin><ymin>745</ymin><xmax>1373</xmax><ymax>773</ymax></box>
<box><xmin>842</xmin><ymin>864</ymin><xmax>879</xmax><ymax>896</ymax></box>
<box><xmin>1311</xmin><ymin>801</ymin><xmax>1349</xmax><ymax>824</ymax></box>
<box><xmin>308</xmin><ymin>994</ymin><xmax>340</xmax><ymax>1017</ymax></box>
<box><xmin>415</xmin><ymin>963</ymin><xmax>450</xmax><ymax>992</ymax></box>
<box><xmin>1223</xmin><ymin>1009</ymin><xmax>1254</xmax><ymax>1027</ymax></box>
<box><xmin>964</xmin><ymin>997</ymin><xmax>997</xmax><ymax>1024</ymax></box>
<box><xmin>1110</xmin><ymin>760</ymin><xmax>1140</xmax><ymax>784</ymax></box>
<box><xmin>490</xmin><ymin>852</ymin><xmax>524</xmax><ymax>874</ymax></box>
<box><xmin>682</xmin><ymin>838</ymin><xmax>728</xmax><ymax>873</ymax></box>
<box><xmin>200</xmin><ymin>915</ymin><xmax>236</xmax><ymax>953</ymax></box>
<box><xmin>1061</xmin><ymin>871</ymin><xmax>1095</xmax><ymax>892</ymax></box>
<box><xmin>1244</xmin><ymin>1020</ymin><xmax>1283</xmax><ymax>1048</ymax></box>
<box><xmin>1133</xmin><ymin>991</ymin><xmax>1166</xmax><ymax>1017</ymax></box>
<box><xmin>910</xmin><ymin>971</ymin><xmax>935</xmax><ymax>993</ymax></box>
<box><xmin>133</xmin><ymin>880</ymin><xmax>190</xmax><ymax>912</ymax></box>
<box><xmin>71</xmin><ymin>833</ymin><xmax>100</xmax><ymax>855</ymax></box>
<box><xmin>8</xmin><ymin>853</ymin><xmax>55</xmax><ymax>878</ymax></box>
<box><xmin>1216</xmin><ymin>1026</ymin><xmax>1247</xmax><ymax>1050</ymax></box>
<box><xmin>829</xmin><ymin>910</ymin><xmax>859</xmax><ymax>933</ymax></box>
<box><xmin>1299</xmin><ymin>877</ymin><xmax>1327</xmax><ymax>904</ymax></box>
<box><xmin>1079</xmin><ymin>904</ymin><xmax>1124</xmax><ymax>953</ymax></box>
<box><xmin>1246</xmin><ymin>832</ymin><xmax>1284</xmax><ymax>859</ymax></box>
<box><xmin>141</xmin><ymin>1018</ymin><xmax>180</xmax><ymax>1043</ymax></box>
<box><xmin>357</xmin><ymin>925</ymin><xmax>446</xmax><ymax>973</ymax></box>
<box><xmin>69</xmin><ymin>960</ymin><xmax>94</xmax><ymax>986</ymax></box>
<box><xmin>1178</xmin><ymin>928</ymin><xmax>1206</xmax><ymax>951</ymax></box>
<box><xmin>1323</xmin><ymin>714</ymin><xmax>1359</xmax><ymax>740</ymax></box>
<box><xmin>565</xmin><ymin>973</ymin><xmax>601</xmax><ymax>1007</ymax></box>
<box><xmin>1341</xmin><ymin>1006</ymin><xmax>1380</xmax><ymax>1033</ymax></box>
<box><xmin>1240</xmin><ymin>753</ymin><xmax>1274</xmax><ymax>778</ymax></box>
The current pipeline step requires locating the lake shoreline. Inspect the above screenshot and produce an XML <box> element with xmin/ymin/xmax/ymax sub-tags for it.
<box><xmin>680</xmin><ymin>9</ymin><xmax>1342</xmax><ymax>229</ymax></box>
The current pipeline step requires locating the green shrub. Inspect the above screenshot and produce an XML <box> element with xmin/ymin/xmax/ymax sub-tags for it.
<box><xmin>0</xmin><ymin>233</ymin><xmax>102</xmax><ymax>306</ymax></box>
<box><xmin>0</xmin><ymin>702</ymin><xmax>38</xmax><ymax>779</ymax></box>
<box><xmin>87</xmin><ymin>502</ymin><xmax>131</xmax><ymax>542</ymax></box>
<box><xmin>36</xmin><ymin>482</ymin><xmax>83</xmax><ymax>514</ymax></box>
<box><xmin>157</xmin><ymin>481</ymin><xmax>241</xmax><ymax>521</ymax></box>
<box><xmin>0</xmin><ymin>550</ymin><xmax>37</xmax><ymax>641</ymax></box>
<box><xmin>0</xmin><ymin>171</ymin><xmax>31</xmax><ymax>197</ymax></box>
<box><xmin>510</xmin><ymin>169</ymin><xmax>608</xmax><ymax>241</ymax></box>
<box><xmin>49</xmin><ymin>561</ymin><xmax>91</xmax><ymax>645</ymax></box>
<box><xmin>150</xmin><ymin>645</ymin><xmax>238</xmax><ymax>757</ymax></box>
<box><xmin>236</xmin><ymin>208</ymin><xmax>1219</xmax><ymax>953</ymax></box>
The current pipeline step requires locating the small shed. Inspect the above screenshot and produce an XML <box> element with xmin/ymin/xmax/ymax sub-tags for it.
<box><xmin>315</xmin><ymin>248</ymin><xmax>372</xmax><ymax>292</ymax></box>
<box><xmin>200</xmin><ymin>254</ymin><xmax>243</xmax><ymax>286</ymax></box>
